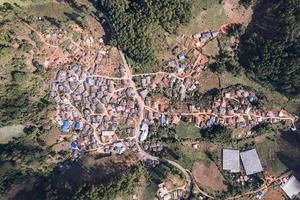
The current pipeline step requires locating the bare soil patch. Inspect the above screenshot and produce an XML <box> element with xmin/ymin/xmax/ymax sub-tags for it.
<box><xmin>195</xmin><ymin>141</ymin><xmax>218</xmax><ymax>152</ymax></box>
<box><xmin>45</xmin><ymin>126</ymin><xmax>60</xmax><ymax>146</ymax></box>
<box><xmin>264</xmin><ymin>187</ymin><xmax>285</xmax><ymax>200</ymax></box>
<box><xmin>202</xmin><ymin>39</ymin><xmax>219</xmax><ymax>57</ymax></box>
<box><xmin>199</xmin><ymin>71</ymin><xmax>220</xmax><ymax>92</ymax></box>
<box><xmin>223</xmin><ymin>0</ymin><xmax>253</xmax><ymax>26</ymax></box>
<box><xmin>192</xmin><ymin>161</ymin><xmax>227</xmax><ymax>192</ymax></box>
<box><xmin>99</xmin><ymin>47</ymin><xmax>122</xmax><ymax>77</ymax></box>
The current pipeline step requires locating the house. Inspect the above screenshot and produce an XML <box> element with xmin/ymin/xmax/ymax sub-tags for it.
<box><xmin>223</xmin><ymin>149</ymin><xmax>240</xmax><ymax>173</ymax></box>
<box><xmin>102</xmin><ymin>130</ymin><xmax>115</xmax><ymax>137</ymax></box>
<box><xmin>113</xmin><ymin>142</ymin><xmax>126</xmax><ymax>154</ymax></box>
<box><xmin>281</xmin><ymin>175</ymin><xmax>300</xmax><ymax>199</ymax></box>
<box><xmin>177</xmin><ymin>53</ymin><xmax>185</xmax><ymax>60</ymax></box>
<box><xmin>86</xmin><ymin>77</ymin><xmax>94</xmax><ymax>86</ymax></box>
<box><xmin>60</xmin><ymin>120</ymin><xmax>70</xmax><ymax>132</ymax></box>
<box><xmin>74</xmin><ymin>122</ymin><xmax>81</xmax><ymax>130</ymax></box>
<box><xmin>71</xmin><ymin>141</ymin><xmax>78</xmax><ymax>150</ymax></box>
<box><xmin>159</xmin><ymin>104</ymin><xmax>165</xmax><ymax>112</ymax></box>
<box><xmin>192</xmin><ymin>32</ymin><xmax>201</xmax><ymax>40</ymax></box>
<box><xmin>200</xmin><ymin>36</ymin><xmax>206</xmax><ymax>42</ymax></box>
<box><xmin>139</xmin><ymin>122</ymin><xmax>149</xmax><ymax>141</ymax></box>
<box><xmin>240</xmin><ymin>149</ymin><xmax>263</xmax><ymax>175</ymax></box>
<box><xmin>159</xmin><ymin>115</ymin><xmax>166</xmax><ymax>126</ymax></box>
<box><xmin>162</xmin><ymin>76</ymin><xmax>169</xmax><ymax>85</ymax></box>
<box><xmin>139</xmin><ymin>89</ymin><xmax>149</xmax><ymax>99</ymax></box>
<box><xmin>71</xmin><ymin>64</ymin><xmax>78</xmax><ymax>72</ymax></box>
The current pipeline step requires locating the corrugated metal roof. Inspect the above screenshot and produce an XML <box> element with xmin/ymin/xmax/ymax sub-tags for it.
<box><xmin>281</xmin><ymin>176</ymin><xmax>300</xmax><ymax>199</ymax></box>
<box><xmin>223</xmin><ymin>149</ymin><xmax>240</xmax><ymax>173</ymax></box>
<box><xmin>240</xmin><ymin>149</ymin><xmax>263</xmax><ymax>175</ymax></box>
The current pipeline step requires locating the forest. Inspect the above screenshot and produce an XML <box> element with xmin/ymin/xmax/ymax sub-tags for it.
<box><xmin>98</xmin><ymin>0</ymin><xmax>193</xmax><ymax>71</ymax></box>
<box><xmin>238</xmin><ymin>0</ymin><xmax>300</xmax><ymax>97</ymax></box>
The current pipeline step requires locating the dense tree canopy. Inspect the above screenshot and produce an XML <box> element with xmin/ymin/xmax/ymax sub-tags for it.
<box><xmin>239</xmin><ymin>0</ymin><xmax>300</xmax><ymax>97</ymax></box>
<box><xmin>99</xmin><ymin>0</ymin><xmax>193</xmax><ymax>71</ymax></box>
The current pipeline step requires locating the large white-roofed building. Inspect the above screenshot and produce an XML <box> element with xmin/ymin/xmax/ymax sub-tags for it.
<box><xmin>240</xmin><ymin>149</ymin><xmax>263</xmax><ymax>175</ymax></box>
<box><xmin>223</xmin><ymin>149</ymin><xmax>240</xmax><ymax>173</ymax></box>
<box><xmin>281</xmin><ymin>175</ymin><xmax>300</xmax><ymax>199</ymax></box>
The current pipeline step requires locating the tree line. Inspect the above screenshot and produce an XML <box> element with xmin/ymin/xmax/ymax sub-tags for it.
<box><xmin>98</xmin><ymin>0</ymin><xmax>193</xmax><ymax>72</ymax></box>
<box><xmin>238</xmin><ymin>0</ymin><xmax>300</xmax><ymax>97</ymax></box>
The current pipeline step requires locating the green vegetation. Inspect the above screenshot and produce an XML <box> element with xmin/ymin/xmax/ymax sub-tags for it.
<box><xmin>200</xmin><ymin>125</ymin><xmax>233</xmax><ymax>144</ymax></box>
<box><xmin>175</xmin><ymin>122</ymin><xmax>200</xmax><ymax>139</ymax></box>
<box><xmin>163</xmin><ymin>142</ymin><xmax>209</xmax><ymax>169</ymax></box>
<box><xmin>73</xmin><ymin>165</ymin><xmax>143</xmax><ymax>200</ymax></box>
<box><xmin>256</xmin><ymin>136</ymin><xmax>288</xmax><ymax>177</ymax></box>
<box><xmin>239</xmin><ymin>0</ymin><xmax>300</xmax><ymax>97</ymax></box>
<box><xmin>98</xmin><ymin>0</ymin><xmax>194</xmax><ymax>72</ymax></box>
<box><xmin>0</xmin><ymin>4</ymin><xmax>53</xmax><ymax>126</ymax></box>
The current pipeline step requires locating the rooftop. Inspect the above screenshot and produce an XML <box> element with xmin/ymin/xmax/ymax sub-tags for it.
<box><xmin>223</xmin><ymin>149</ymin><xmax>240</xmax><ymax>173</ymax></box>
<box><xmin>281</xmin><ymin>175</ymin><xmax>300</xmax><ymax>199</ymax></box>
<box><xmin>240</xmin><ymin>149</ymin><xmax>263</xmax><ymax>175</ymax></box>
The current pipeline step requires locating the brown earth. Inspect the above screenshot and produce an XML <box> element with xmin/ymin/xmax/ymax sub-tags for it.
<box><xmin>264</xmin><ymin>188</ymin><xmax>285</xmax><ymax>200</ymax></box>
<box><xmin>45</xmin><ymin>126</ymin><xmax>60</xmax><ymax>146</ymax></box>
<box><xmin>223</xmin><ymin>0</ymin><xmax>253</xmax><ymax>26</ymax></box>
<box><xmin>197</xmin><ymin>141</ymin><xmax>218</xmax><ymax>152</ymax></box>
<box><xmin>192</xmin><ymin>161</ymin><xmax>227</xmax><ymax>192</ymax></box>
<box><xmin>99</xmin><ymin>47</ymin><xmax>122</xmax><ymax>77</ymax></box>
<box><xmin>199</xmin><ymin>71</ymin><xmax>220</xmax><ymax>92</ymax></box>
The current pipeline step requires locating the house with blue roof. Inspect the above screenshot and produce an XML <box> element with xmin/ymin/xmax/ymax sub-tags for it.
<box><xmin>200</xmin><ymin>36</ymin><xmax>206</xmax><ymax>42</ymax></box>
<box><xmin>177</xmin><ymin>53</ymin><xmax>185</xmax><ymax>60</ymax></box>
<box><xmin>71</xmin><ymin>141</ymin><xmax>78</xmax><ymax>150</ymax></box>
<box><xmin>61</xmin><ymin>120</ymin><xmax>70</xmax><ymax>132</ymax></box>
<box><xmin>74</xmin><ymin>122</ymin><xmax>81</xmax><ymax>130</ymax></box>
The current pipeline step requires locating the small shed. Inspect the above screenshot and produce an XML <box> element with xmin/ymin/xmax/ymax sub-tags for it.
<box><xmin>177</xmin><ymin>53</ymin><xmax>185</xmax><ymax>60</ymax></box>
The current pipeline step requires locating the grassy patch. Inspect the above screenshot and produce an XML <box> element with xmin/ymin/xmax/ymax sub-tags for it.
<box><xmin>154</xmin><ymin>0</ymin><xmax>225</xmax><ymax>66</ymax></box>
<box><xmin>0</xmin><ymin>125</ymin><xmax>25</xmax><ymax>144</ymax></box>
<box><xmin>0</xmin><ymin>0</ymin><xmax>47</xmax><ymax>7</ymax></box>
<box><xmin>175</xmin><ymin>122</ymin><xmax>200</xmax><ymax>139</ymax></box>
<box><xmin>164</xmin><ymin>142</ymin><xmax>209</xmax><ymax>170</ymax></box>
<box><xmin>142</xmin><ymin>182</ymin><xmax>157</xmax><ymax>200</ymax></box>
<box><xmin>256</xmin><ymin>137</ymin><xmax>288</xmax><ymax>177</ymax></box>
<box><xmin>202</xmin><ymin>38</ymin><xmax>219</xmax><ymax>57</ymax></box>
<box><xmin>27</xmin><ymin>2</ymin><xmax>75</xmax><ymax>21</ymax></box>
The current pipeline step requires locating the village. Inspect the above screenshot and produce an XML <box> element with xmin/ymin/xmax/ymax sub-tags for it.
<box><xmin>27</xmin><ymin>14</ymin><xmax>299</xmax><ymax>199</ymax></box>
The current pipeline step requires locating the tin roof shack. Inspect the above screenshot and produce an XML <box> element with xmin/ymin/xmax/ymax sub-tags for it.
<box><xmin>139</xmin><ymin>122</ymin><xmax>149</xmax><ymax>142</ymax></box>
<box><xmin>223</xmin><ymin>149</ymin><xmax>240</xmax><ymax>173</ymax></box>
<box><xmin>281</xmin><ymin>176</ymin><xmax>300</xmax><ymax>199</ymax></box>
<box><xmin>240</xmin><ymin>149</ymin><xmax>263</xmax><ymax>175</ymax></box>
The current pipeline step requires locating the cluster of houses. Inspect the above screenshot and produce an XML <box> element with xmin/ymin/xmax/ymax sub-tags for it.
<box><xmin>192</xmin><ymin>30</ymin><xmax>219</xmax><ymax>48</ymax></box>
<box><xmin>137</xmin><ymin>78</ymin><xmax>297</xmax><ymax>142</ymax></box>
<box><xmin>155</xmin><ymin>183</ymin><xmax>184</xmax><ymax>200</ymax></box>
<box><xmin>42</xmin><ymin>28</ymin><xmax>68</xmax><ymax>46</ymax></box>
<box><xmin>51</xmin><ymin>63</ymin><xmax>140</xmax><ymax>154</ymax></box>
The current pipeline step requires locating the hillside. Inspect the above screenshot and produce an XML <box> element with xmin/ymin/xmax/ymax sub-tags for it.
<box><xmin>238</xmin><ymin>0</ymin><xmax>300</xmax><ymax>96</ymax></box>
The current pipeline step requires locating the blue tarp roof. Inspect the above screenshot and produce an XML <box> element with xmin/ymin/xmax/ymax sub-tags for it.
<box><xmin>61</xmin><ymin>120</ymin><xmax>70</xmax><ymax>132</ymax></box>
<box><xmin>74</xmin><ymin>122</ymin><xmax>80</xmax><ymax>129</ymax></box>
<box><xmin>71</xmin><ymin>141</ymin><xmax>78</xmax><ymax>149</ymax></box>
<box><xmin>178</xmin><ymin>53</ymin><xmax>185</xmax><ymax>60</ymax></box>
